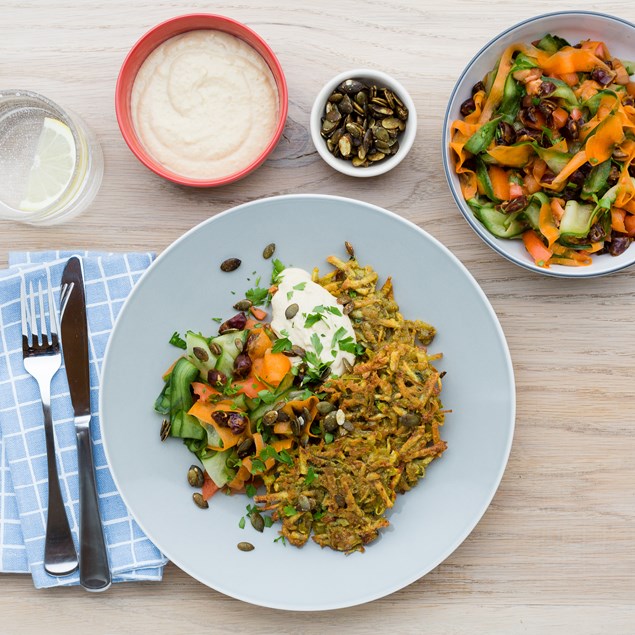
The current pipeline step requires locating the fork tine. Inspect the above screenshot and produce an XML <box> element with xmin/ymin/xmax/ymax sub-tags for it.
<box><xmin>28</xmin><ymin>280</ymin><xmax>38</xmax><ymax>345</ymax></box>
<box><xmin>38</xmin><ymin>280</ymin><xmax>48</xmax><ymax>345</ymax></box>
<box><xmin>47</xmin><ymin>271</ymin><xmax>59</xmax><ymax>346</ymax></box>
<box><xmin>20</xmin><ymin>277</ymin><xmax>30</xmax><ymax>347</ymax></box>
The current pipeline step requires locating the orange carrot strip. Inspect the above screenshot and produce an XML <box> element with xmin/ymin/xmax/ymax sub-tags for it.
<box><xmin>522</xmin><ymin>230</ymin><xmax>553</xmax><ymax>267</ymax></box>
<box><xmin>191</xmin><ymin>382</ymin><xmax>220</xmax><ymax>402</ymax></box>
<box><xmin>257</xmin><ymin>349</ymin><xmax>292</xmax><ymax>388</ymax></box>
<box><xmin>625</xmin><ymin>214</ymin><xmax>635</xmax><ymax>236</ymax></box>
<box><xmin>188</xmin><ymin>400</ymin><xmax>243</xmax><ymax>450</ymax></box>
<box><xmin>611</xmin><ymin>208</ymin><xmax>628</xmax><ymax>233</ymax></box>
<box><xmin>201</xmin><ymin>473</ymin><xmax>220</xmax><ymax>500</ymax></box>
<box><xmin>486</xmin><ymin>144</ymin><xmax>534</xmax><ymax>167</ymax></box>
<box><xmin>585</xmin><ymin>114</ymin><xmax>624</xmax><ymax>164</ymax></box>
<box><xmin>540</xmin><ymin>201</ymin><xmax>560</xmax><ymax>247</ymax></box>
<box><xmin>546</xmin><ymin>151</ymin><xmax>588</xmax><ymax>189</ymax></box>
<box><xmin>250</xmin><ymin>306</ymin><xmax>268</xmax><ymax>321</ymax></box>
<box><xmin>488</xmin><ymin>165</ymin><xmax>510</xmax><ymax>201</ymax></box>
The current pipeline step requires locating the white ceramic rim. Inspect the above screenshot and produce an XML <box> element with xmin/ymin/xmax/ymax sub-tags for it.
<box><xmin>100</xmin><ymin>193</ymin><xmax>515</xmax><ymax>610</ymax></box>
<box><xmin>310</xmin><ymin>69</ymin><xmax>417</xmax><ymax>177</ymax></box>
<box><xmin>442</xmin><ymin>10</ymin><xmax>635</xmax><ymax>279</ymax></box>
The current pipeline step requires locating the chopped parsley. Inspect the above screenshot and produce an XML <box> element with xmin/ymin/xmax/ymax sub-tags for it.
<box><xmin>168</xmin><ymin>331</ymin><xmax>187</xmax><ymax>349</ymax></box>
<box><xmin>304</xmin><ymin>312</ymin><xmax>325</xmax><ymax>328</ymax></box>
<box><xmin>310</xmin><ymin>332</ymin><xmax>323</xmax><ymax>356</ymax></box>
<box><xmin>271</xmin><ymin>258</ymin><xmax>286</xmax><ymax>284</ymax></box>
<box><xmin>324</xmin><ymin>432</ymin><xmax>334</xmax><ymax>444</ymax></box>
<box><xmin>245</xmin><ymin>285</ymin><xmax>269</xmax><ymax>307</ymax></box>
<box><xmin>304</xmin><ymin>466</ymin><xmax>317</xmax><ymax>486</ymax></box>
<box><xmin>338</xmin><ymin>336</ymin><xmax>364</xmax><ymax>356</ymax></box>
<box><xmin>260</xmin><ymin>445</ymin><xmax>293</xmax><ymax>466</ymax></box>
<box><xmin>249</xmin><ymin>458</ymin><xmax>266</xmax><ymax>474</ymax></box>
<box><xmin>271</xmin><ymin>337</ymin><xmax>293</xmax><ymax>353</ymax></box>
<box><xmin>238</xmin><ymin>516</ymin><xmax>246</xmax><ymax>529</ymax></box>
<box><xmin>283</xmin><ymin>505</ymin><xmax>298</xmax><ymax>517</ymax></box>
<box><xmin>211</xmin><ymin>317</ymin><xmax>222</xmax><ymax>323</ymax></box>
<box><xmin>293</xmin><ymin>282</ymin><xmax>306</xmax><ymax>291</ymax></box>
<box><xmin>245</xmin><ymin>484</ymin><xmax>257</xmax><ymax>498</ymax></box>
<box><xmin>274</xmin><ymin>535</ymin><xmax>287</xmax><ymax>545</ymax></box>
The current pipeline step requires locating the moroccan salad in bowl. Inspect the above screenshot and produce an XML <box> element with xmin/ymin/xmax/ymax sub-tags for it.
<box><xmin>444</xmin><ymin>11</ymin><xmax>635</xmax><ymax>277</ymax></box>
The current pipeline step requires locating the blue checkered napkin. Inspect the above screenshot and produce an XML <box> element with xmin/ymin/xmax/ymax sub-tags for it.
<box><xmin>0</xmin><ymin>251</ymin><xmax>168</xmax><ymax>587</ymax></box>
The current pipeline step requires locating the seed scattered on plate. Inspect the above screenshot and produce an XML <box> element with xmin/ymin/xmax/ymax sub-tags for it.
<box><xmin>262</xmin><ymin>243</ymin><xmax>276</xmax><ymax>259</ymax></box>
<box><xmin>220</xmin><ymin>257</ymin><xmax>241</xmax><ymax>272</ymax></box>
<box><xmin>192</xmin><ymin>492</ymin><xmax>208</xmax><ymax>509</ymax></box>
<box><xmin>237</xmin><ymin>541</ymin><xmax>255</xmax><ymax>552</ymax></box>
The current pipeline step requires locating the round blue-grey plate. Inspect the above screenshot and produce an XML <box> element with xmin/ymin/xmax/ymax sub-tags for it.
<box><xmin>100</xmin><ymin>194</ymin><xmax>515</xmax><ymax>610</ymax></box>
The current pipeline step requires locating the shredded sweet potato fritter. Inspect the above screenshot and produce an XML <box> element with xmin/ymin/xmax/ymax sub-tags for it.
<box><xmin>255</xmin><ymin>255</ymin><xmax>447</xmax><ymax>553</ymax></box>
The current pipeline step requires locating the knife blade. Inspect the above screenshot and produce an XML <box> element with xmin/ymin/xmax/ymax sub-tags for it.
<box><xmin>60</xmin><ymin>256</ymin><xmax>111</xmax><ymax>592</ymax></box>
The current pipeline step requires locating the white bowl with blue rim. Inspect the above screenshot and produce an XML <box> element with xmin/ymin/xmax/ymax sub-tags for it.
<box><xmin>442</xmin><ymin>11</ymin><xmax>635</xmax><ymax>278</ymax></box>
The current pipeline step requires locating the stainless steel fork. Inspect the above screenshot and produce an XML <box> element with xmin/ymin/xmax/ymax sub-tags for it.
<box><xmin>21</xmin><ymin>273</ymin><xmax>78</xmax><ymax>576</ymax></box>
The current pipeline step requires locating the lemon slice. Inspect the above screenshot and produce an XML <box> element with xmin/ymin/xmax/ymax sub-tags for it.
<box><xmin>19</xmin><ymin>117</ymin><xmax>77</xmax><ymax>212</ymax></box>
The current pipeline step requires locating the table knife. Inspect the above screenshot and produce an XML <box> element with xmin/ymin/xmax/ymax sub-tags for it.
<box><xmin>60</xmin><ymin>256</ymin><xmax>111</xmax><ymax>592</ymax></box>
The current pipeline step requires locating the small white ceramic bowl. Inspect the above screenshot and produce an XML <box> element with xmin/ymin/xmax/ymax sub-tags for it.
<box><xmin>310</xmin><ymin>68</ymin><xmax>416</xmax><ymax>177</ymax></box>
<box><xmin>443</xmin><ymin>11</ymin><xmax>635</xmax><ymax>278</ymax></box>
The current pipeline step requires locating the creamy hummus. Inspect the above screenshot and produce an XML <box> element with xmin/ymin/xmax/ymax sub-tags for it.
<box><xmin>131</xmin><ymin>30</ymin><xmax>279</xmax><ymax>180</ymax></box>
<box><xmin>270</xmin><ymin>268</ymin><xmax>357</xmax><ymax>376</ymax></box>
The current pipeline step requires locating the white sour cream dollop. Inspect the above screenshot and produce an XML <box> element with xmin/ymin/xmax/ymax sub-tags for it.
<box><xmin>270</xmin><ymin>268</ymin><xmax>356</xmax><ymax>376</ymax></box>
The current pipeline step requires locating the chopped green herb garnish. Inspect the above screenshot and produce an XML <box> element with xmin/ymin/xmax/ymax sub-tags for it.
<box><xmin>245</xmin><ymin>484</ymin><xmax>257</xmax><ymax>498</ymax></box>
<box><xmin>249</xmin><ymin>458</ymin><xmax>266</xmax><ymax>474</ymax></box>
<box><xmin>338</xmin><ymin>336</ymin><xmax>364</xmax><ymax>356</ymax></box>
<box><xmin>312</xmin><ymin>510</ymin><xmax>326</xmax><ymax>521</ymax></box>
<box><xmin>238</xmin><ymin>516</ymin><xmax>246</xmax><ymax>529</ymax></box>
<box><xmin>324</xmin><ymin>432</ymin><xmax>334</xmax><ymax>444</ymax></box>
<box><xmin>271</xmin><ymin>259</ymin><xmax>286</xmax><ymax>284</ymax></box>
<box><xmin>274</xmin><ymin>535</ymin><xmax>287</xmax><ymax>545</ymax></box>
<box><xmin>325</xmin><ymin>306</ymin><xmax>342</xmax><ymax>316</ymax></box>
<box><xmin>293</xmin><ymin>282</ymin><xmax>306</xmax><ymax>291</ymax></box>
<box><xmin>311</xmin><ymin>332</ymin><xmax>323</xmax><ymax>356</ymax></box>
<box><xmin>330</xmin><ymin>326</ymin><xmax>348</xmax><ymax>349</ymax></box>
<box><xmin>283</xmin><ymin>505</ymin><xmax>298</xmax><ymax>517</ymax></box>
<box><xmin>211</xmin><ymin>317</ymin><xmax>222</xmax><ymax>323</ymax></box>
<box><xmin>168</xmin><ymin>331</ymin><xmax>187</xmax><ymax>349</ymax></box>
<box><xmin>304</xmin><ymin>466</ymin><xmax>317</xmax><ymax>486</ymax></box>
<box><xmin>245</xmin><ymin>285</ymin><xmax>269</xmax><ymax>307</ymax></box>
<box><xmin>304</xmin><ymin>312</ymin><xmax>325</xmax><ymax>328</ymax></box>
<box><xmin>264</xmin><ymin>516</ymin><xmax>274</xmax><ymax>528</ymax></box>
<box><xmin>271</xmin><ymin>337</ymin><xmax>293</xmax><ymax>353</ymax></box>
<box><xmin>286</xmin><ymin>290</ymin><xmax>293</xmax><ymax>301</ymax></box>
<box><xmin>257</xmin><ymin>390</ymin><xmax>278</xmax><ymax>405</ymax></box>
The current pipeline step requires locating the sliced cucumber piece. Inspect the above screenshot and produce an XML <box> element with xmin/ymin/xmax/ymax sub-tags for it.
<box><xmin>201</xmin><ymin>449</ymin><xmax>237</xmax><ymax>488</ymax></box>
<box><xmin>560</xmin><ymin>200</ymin><xmax>596</xmax><ymax>237</ymax></box>
<box><xmin>185</xmin><ymin>331</ymin><xmax>218</xmax><ymax>380</ymax></box>
<box><xmin>212</xmin><ymin>330</ymin><xmax>248</xmax><ymax>377</ymax></box>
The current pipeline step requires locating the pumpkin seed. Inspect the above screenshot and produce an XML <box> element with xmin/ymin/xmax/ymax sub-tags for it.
<box><xmin>237</xmin><ymin>541</ymin><xmax>255</xmax><ymax>552</ymax></box>
<box><xmin>192</xmin><ymin>346</ymin><xmax>208</xmax><ymax>362</ymax></box>
<box><xmin>237</xmin><ymin>437</ymin><xmax>254</xmax><ymax>457</ymax></box>
<box><xmin>220</xmin><ymin>257</ymin><xmax>241</xmax><ymax>272</ymax></box>
<box><xmin>342</xmin><ymin>358</ymin><xmax>354</xmax><ymax>373</ymax></box>
<box><xmin>192</xmin><ymin>493</ymin><xmax>208</xmax><ymax>509</ymax></box>
<box><xmin>160</xmin><ymin>418</ymin><xmax>171</xmax><ymax>441</ymax></box>
<box><xmin>342</xmin><ymin>420</ymin><xmax>354</xmax><ymax>432</ymax></box>
<box><xmin>399</xmin><ymin>413</ymin><xmax>421</xmax><ymax>428</ymax></box>
<box><xmin>234</xmin><ymin>338</ymin><xmax>244</xmax><ymax>352</ymax></box>
<box><xmin>187</xmin><ymin>465</ymin><xmax>204</xmax><ymax>488</ymax></box>
<box><xmin>343</xmin><ymin>301</ymin><xmax>355</xmax><ymax>315</ymax></box>
<box><xmin>262</xmin><ymin>410</ymin><xmax>279</xmax><ymax>426</ymax></box>
<box><xmin>345</xmin><ymin>241</ymin><xmax>355</xmax><ymax>258</ymax></box>
<box><xmin>335</xmin><ymin>409</ymin><xmax>346</xmax><ymax>426</ymax></box>
<box><xmin>320</xmin><ymin>78</ymin><xmax>409</xmax><ymax>168</ymax></box>
<box><xmin>317</xmin><ymin>401</ymin><xmax>336</xmax><ymax>415</ymax></box>
<box><xmin>298</xmin><ymin>494</ymin><xmax>313</xmax><ymax>512</ymax></box>
<box><xmin>323</xmin><ymin>411</ymin><xmax>338</xmax><ymax>432</ymax></box>
<box><xmin>250</xmin><ymin>510</ymin><xmax>265</xmax><ymax>533</ymax></box>
<box><xmin>233</xmin><ymin>299</ymin><xmax>252</xmax><ymax>311</ymax></box>
<box><xmin>285</xmin><ymin>303</ymin><xmax>299</xmax><ymax>319</ymax></box>
<box><xmin>334</xmin><ymin>493</ymin><xmax>346</xmax><ymax>508</ymax></box>
<box><xmin>262</xmin><ymin>243</ymin><xmax>276</xmax><ymax>259</ymax></box>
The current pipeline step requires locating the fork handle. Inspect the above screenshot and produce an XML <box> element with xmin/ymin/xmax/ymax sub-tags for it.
<box><xmin>41</xmin><ymin>391</ymin><xmax>79</xmax><ymax>576</ymax></box>
<box><xmin>76</xmin><ymin>424</ymin><xmax>111</xmax><ymax>592</ymax></box>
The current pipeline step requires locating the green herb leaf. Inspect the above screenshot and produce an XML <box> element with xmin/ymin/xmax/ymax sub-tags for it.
<box><xmin>274</xmin><ymin>535</ymin><xmax>286</xmax><ymax>545</ymax></box>
<box><xmin>330</xmin><ymin>326</ymin><xmax>348</xmax><ymax>349</ymax></box>
<box><xmin>311</xmin><ymin>332</ymin><xmax>323</xmax><ymax>356</ymax></box>
<box><xmin>249</xmin><ymin>458</ymin><xmax>266</xmax><ymax>474</ymax></box>
<box><xmin>324</xmin><ymin>433</ymin><xmax>334</xmax><ymax>444</ymax></box>
<box><xmin>271</xmin><ymin>259</ymin><xmax>286</xmax><ymax>284</ymax></box>
<box><xmin>168</xmin><ymin>331</ymin><xmax>187</xmax><ymax>349</ymax></box>
<box><xmin>264</xmin><ymin>516</ymin><xmax>274</xmax><ymax>528</ymax></box>
<box><xmin>238</xmin><ymin>516</ymin><xmax>246</xmax><ymax>529</ymax></box>
<box><xmin>286</xmin><ymin>290</ymin><xmax>293</xmax><ymax>300</ymax></box>
<box><xmin>211</xmin><ymin>317</ymin><xmax>222</xmax><ymax>324</ymax></box>
<box><xmin>325</xmin><ymin>306</ymin><xmax>342</xmax><ymax>317</ymax></box>
<box><xmin>245</xmin><ymin>286</ymin><xmax>269</xmax><ymax>306</ymax></box>
<box><xmin>271</xmin><ymin>337</ymin><xmax>293</xmax><ymax>353</ymax></box>
<box><xmin>304</xmin><ymin>466</ymin><xmax>317</xmax><ymax>486</ymax></box>
<box><xmin>245</xmin><ymin>484</ymin><xmax>257</xmax><ymax>498</ymax></box>
<box><xmin>257</xmin><ymin>390</ymin><xmax>278</xmax><ymax>405</ymax></box>
<box><xmin>293</xmin><ymin>282</ymin><xmax>306</xmax><ymax>291</ymax></box>
<box><xmin>338</xmin><ymin>336</ymin><xmax>364</xmax><ymax>356</ymax></box>
<box><xmin>283</xmin><ymin>505</ymin><xmax>298</xmax><ymax>517</ymax></box>
<box><xmin>312</xmin><ymin>510</ymin><xmax>326</xmax><ymax>521</ymax></box>
<box><xmin>304</xmin><ymin>313</ymin><xmax>324</xmax><ymax>328</ymax></box>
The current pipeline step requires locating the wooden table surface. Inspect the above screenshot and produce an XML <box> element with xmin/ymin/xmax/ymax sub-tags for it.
<box><xmin>1</xmin><ymin>1</ymin><xmax>634</xmax><ymax>633</ymax></box>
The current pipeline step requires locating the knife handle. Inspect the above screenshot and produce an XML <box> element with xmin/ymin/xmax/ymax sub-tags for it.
<box><xmin>76</xmin><ymin>425</ymin><xmax>112</xmax><ymax>592</ymax></box>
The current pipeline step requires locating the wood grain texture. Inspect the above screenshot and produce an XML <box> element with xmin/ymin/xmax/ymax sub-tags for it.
<box><xmin>1</xmin><ymin>1</ymin><xmax>634</xmax><ymax>633</ymax></box>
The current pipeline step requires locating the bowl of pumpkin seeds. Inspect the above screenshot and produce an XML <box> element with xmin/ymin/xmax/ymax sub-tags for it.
<box><xmin>310</xmin><ymin>68</ymin><xmax>416</xmax><ymax>177</ymax></box>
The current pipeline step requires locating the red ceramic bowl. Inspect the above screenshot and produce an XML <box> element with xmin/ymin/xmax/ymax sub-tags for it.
<box><xmin>115</xmin><ymin>14</ymin><xmax>288</xmax><ymax>187</ymax></box>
